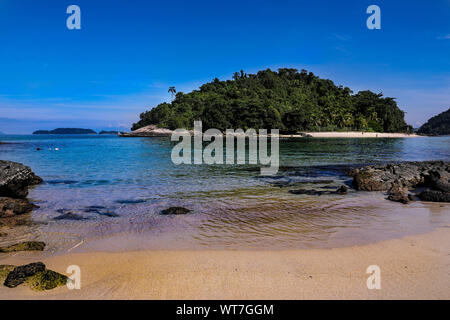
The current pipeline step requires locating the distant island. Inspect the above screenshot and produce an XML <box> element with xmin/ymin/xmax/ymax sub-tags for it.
<box><xmin>33</xmin><ymin>128</ymin><xmax>97</xmax><ymax>135</ymax></box>
<box><xmin>99</xmin><ymin>130</ymin><xmax>121</xmax><ymax>135</ymax></box>
<box><xmin>418</xmin><ymin>108</ymin><xmax>450</xmax><ymax>136</ymax></box>
<box><xmin>132</xmin><ymin>68</ymin><xmax>413</xmax><ymax>133</ymax></box>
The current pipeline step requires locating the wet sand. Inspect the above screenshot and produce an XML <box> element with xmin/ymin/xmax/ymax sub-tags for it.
<box><xmin>0</xmin><ymin>227</ymin><xmax>448</xmax><ymax>299</ymax></box>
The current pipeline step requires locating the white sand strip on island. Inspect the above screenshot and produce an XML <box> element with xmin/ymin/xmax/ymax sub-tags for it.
<box><xmin>0</xmin><ymin>227</ymin><xmax>448</xmax><ymax>299</ymax></box>
<box><xmin>299</xmin><ymin>132</ymin><xmax>421</xmax><ymax>138</ymax></box>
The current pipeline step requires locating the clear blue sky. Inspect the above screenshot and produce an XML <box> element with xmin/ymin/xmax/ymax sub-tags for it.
<box><xmin>0</xmin><ymin>0</ymin><xmax>449</xmax><ymax>133</ymax></box>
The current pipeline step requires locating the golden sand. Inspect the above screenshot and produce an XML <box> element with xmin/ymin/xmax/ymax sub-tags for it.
<box><xmin>0</xmin><ymin>227</ymin><xmax>448</xmax><ymax>300</ymax></box>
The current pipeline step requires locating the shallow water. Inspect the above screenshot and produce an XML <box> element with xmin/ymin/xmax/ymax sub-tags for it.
<box><xmin>0</xmin><ymin>134</ymin><xmax>449</xmax><ymax>252</ymax></box>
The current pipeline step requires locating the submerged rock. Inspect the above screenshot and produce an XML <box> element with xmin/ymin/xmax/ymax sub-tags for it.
<box><xmin>4</xmin><ymin>262</ymin><xmax>46</xmax><ymax>288</ymax></box>
<box><xmin>0</xmin><ymin>160</ymin><xmax>42</xmax><ymax>199</ymax></box>
<box><xmin>54</xmin><ymin>212</ymin><xmax>87</xmax><ymax>220</ymax></box>
<box><xmin>0</xmin><ymin>241</ymin><xmax>46</xmax><ymax>253</ymax></box>
<box><xmin>0</xmin><ymin>197</ymin><xmax>35</xmax><ymax>217</ymax></box>
<box><xmin>161</xmin><ymin>207</ymin><xmax>191</xmax><ymax>215</ymax></box>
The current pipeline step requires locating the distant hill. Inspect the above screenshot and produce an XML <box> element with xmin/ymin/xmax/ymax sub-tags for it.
<box><xmin>33</xmin><ymin>128</ymin><xmax>97</xmax><ymax>135</ymax></box>
<box><xmin>133</xmin><ymin>68</ymin><xmax>412</xmax><ymax>133</ymax></box>
<box><xmin>99</xmin><ymin>130</ymin><xmax>120</xmax><ymax>135</ymax></box>
<box><xmin>418</xmin><ymin>108</ymin><xmax>450</xmax><ymax>136</ymax></box>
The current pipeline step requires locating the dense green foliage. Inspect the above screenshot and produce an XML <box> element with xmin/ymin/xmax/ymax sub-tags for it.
<box><xmin>33</xmin><ymin>128</ymin><xmax>96</xmax><ymax>134</ymax></box>
<box><xmin>418</xmin><ymin>108</ymin><xmax>450</xmax><ymax>135</ymax></box>
<box><xmin>132</xmin><ymin>69</ymin><xmax>412</xmax><ymax>133</ymax></box>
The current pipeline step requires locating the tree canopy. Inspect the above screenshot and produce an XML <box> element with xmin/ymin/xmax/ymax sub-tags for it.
<box><xmin>132</xmin><ymin>68</ymin><xmax>412</xmax><ymax>133</ymax></box>
<box><xmin>417</xmin><ymin>108</ymin><xmax>450</xmax><ymax>136</ymax></box>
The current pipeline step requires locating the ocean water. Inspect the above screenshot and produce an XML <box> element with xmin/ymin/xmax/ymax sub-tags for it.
<box><xmin>1</xmin><ymin>134</ymin><xmax>449</xmax><ymax>253</ymax></box>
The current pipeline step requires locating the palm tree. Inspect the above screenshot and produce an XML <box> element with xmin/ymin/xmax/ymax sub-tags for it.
<box><xmin>168</xmin><ymin>86</ymin><xmax>176</xmax><ymax>98</ymax></box>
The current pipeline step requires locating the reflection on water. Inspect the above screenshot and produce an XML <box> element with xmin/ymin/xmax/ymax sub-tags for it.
<box><xmin>0</xmin><ymin>134</ymin><xmax>449</xmax><ymax>252</ymax></box>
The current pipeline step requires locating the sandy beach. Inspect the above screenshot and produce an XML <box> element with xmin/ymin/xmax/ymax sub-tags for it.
<box><xmin>0</xmin><ymin>227</ymin><xmax>448</xmax><ymax>300</ymax></box>
<box><xmin>298</xmin><ymin>132</ymin><xmax>421</xmax><ymax>138</ymax></box>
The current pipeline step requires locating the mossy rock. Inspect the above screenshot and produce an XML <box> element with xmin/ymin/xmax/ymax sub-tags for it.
<box><xmin>25</xmin><ymin>270</ymin><xmax>68</xmax><ymax>291</ymax></box>
<box><xmin>0</xmin><ymin>265</ymin><xmax>15</xmax><ymax>283</ymax></box>
<box><xmin>0</xmin><ymin>241</ymin><xmax>45</xmax><ymax>253</ymax></box>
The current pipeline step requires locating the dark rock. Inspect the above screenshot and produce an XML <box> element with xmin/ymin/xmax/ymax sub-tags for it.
<box><xmin>0</xmin><ymin>197</ymin><xmax>35</xmax><ymax>217</ymax></box>
<box><xmin>115</xmin><ymin>199</ymin><xmax>146</xmax><ymax>204</ymax></box>
<box><xmin>289</xmin><ymin>189</ymin><xmax>327</xmax><ymax>196</ymax></box>
<box><xmin>418</xmin><ymin>190</ymin><xmax>450</xmax><ymax>202</ymax></box>
<box><xmin>0</xmin><ymin>160</ymin><xmax>42</xmax><ymax>199</ymax></box>
<box><xmin>271</xmin><ymin>179</ymin><xmax>334</xmax><ymax>188</ymax></box>
<box><xmin>0</xmin><ymin>232</ymin><xmax>7</xmax><ymax>237</ymax></box>
<box><xmin>161</xmin><ymin>207</ymin><xmax>191</xmax><ymax>215</ymax></box>
<box><xmin>4</xmin><ymin>262</ymin><xmax>46</xmax><ymax>288</ymax></box>
<box><xmin>0</xmin><ymin>241</ymin><xmax>46</xmax><ymax>253</ymax></box>
<box><xmin>387</xmin><ymin>184</ymin><xmax>409</xmax><ymax>204</ymax></box>
<box><xmin>25</xmin><ymin>269</ymin><xmax>68</xmax><ymax>291</ymax></box>
<box><xmin>352</xmin><ymin>161</ymin><xmax>448</xmax><ymax>192</ymax></box>
<box><xmin>54</xmin><ymin>212</ymin><xmax>87</xmax><ymax>220</ymax></box>
<box><xmin>336</xmin><ymin>185</ymin><xmax>348</xmax><ymax>194</ymax></box>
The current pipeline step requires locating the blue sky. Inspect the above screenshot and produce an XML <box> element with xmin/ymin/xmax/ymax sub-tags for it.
<box><xmin>0</xmin><ymin>0</ymin><xmax>449</xmax><ymax>134</ymax></box>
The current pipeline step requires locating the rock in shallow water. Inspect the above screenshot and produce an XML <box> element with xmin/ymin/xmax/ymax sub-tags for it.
<box><xmin>351</xmin><ymin>161</ymin><xmax>450</xmax><ymax>203</ymax></box>
<box><xmin>0</xmin><ymin>197</ymin><xmax>35</xmax><ymax>217</ymax></box>
<box><xmin>0</xmin><ymin>160</ymin><xmax>42</xmax><ymax>199</ymax></box>
<box><xmin>161</xmin><ymin>207</ymin><xmax>191</xmax><ymax>215</ymax></box>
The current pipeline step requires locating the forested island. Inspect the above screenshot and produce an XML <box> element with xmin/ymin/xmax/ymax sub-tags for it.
<box><xmin>33</xmin><ymin>128</ymin><xmax>96</xmax><ymax>134</ymax></box>
<box><xmin>418</xmin><ymin>108</ymin><xmax>450</xmax><ymax>136</ymax></box>
<box><xmin>132</xmin><ymin>68</ymin><xmax>412</xmax><ymax>133</ymax></box>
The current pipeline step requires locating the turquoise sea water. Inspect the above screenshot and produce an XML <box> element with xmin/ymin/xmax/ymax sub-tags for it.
<box><xmin>1</xmin><ymin>134</ymin><xmax>449</xmax><ymax>252</ymax></box>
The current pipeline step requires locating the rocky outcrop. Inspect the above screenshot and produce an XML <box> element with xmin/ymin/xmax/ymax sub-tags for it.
<box><xmin>0</xmin><ymin>197</ymin><xmax>36</xmax><ymax>217</ymax></box>
<box><xmin>0</xmin><ymin>161</ymin><xmax>41</xmax><ymax>230</ymax></box>
<box><xmin>418</xmin><ymin>190</ymin><xmax>450</xmax><ymax>202</ymax></box>
<box><xmin>3</xmin><ymin>262</ymin><xmax>46</xmax><ymax>288</ymax></box>
<box><xmin>0</xmin><ymin>160</ymin><xmax>42</xmax><ymax>199</ymax></box>
<box><xmin>350</xmin><ymin>161</ymin><xmax>450</xmax><ymax>203</ymax></box>
<box><xmin>119</xmin><ymin>125</ymin><xmax>173</xmax><ymax>137</ymax></box>
<box><xmin>1</xmin><ymin>262</ymin><xmax>67</xmax><ymax>291</ymax></box>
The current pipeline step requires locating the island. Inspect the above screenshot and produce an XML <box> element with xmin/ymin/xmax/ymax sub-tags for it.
<box><xmin>99</xmin><ymin>131</ymin><xmax>121</xmax><ymax>135</ymax></box>
<box><xmin>32</xmin><ymin>128</ymin><xmax>97</xmax><ymax>135</ymax></box>
<box><xmin>417</xmin><ymin>108</ymin><xmax>450</xmax><ymax>136</ymax></box>
<box><xmin>131</xmin><ymin>68</ymin><xmax>413</xmax><ymax>134</ymax></box>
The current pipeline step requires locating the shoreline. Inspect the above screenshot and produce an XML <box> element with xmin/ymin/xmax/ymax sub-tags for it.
<box><xmin>296</xmin><ymin>131</ymin><xmax>421</xmax><ymax>138</ymax></box>
<box><xmin>119</xmin><ymin>126</ymin><xmax>422</xmax><ymax>138</ymax></box>
<box><xmin>0</xmin><ymin>227</ymin><xmax>448</xmax><ymax>299</ymax></box>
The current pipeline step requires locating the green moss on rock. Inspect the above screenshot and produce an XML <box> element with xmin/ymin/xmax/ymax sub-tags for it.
<box><xmin>25</xmin><ymin>270</ymin><xmax>68</xmax><ymax>291</ymax></box>
<box><xmin>0</xmin><ymin>265</ymin><xmax>15</xmax><ymax>283</ymax></box>
<box><xmin>0</xmin><ymin>241</ymin><xmax>45</xmax><ymax>253</ymax></box>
